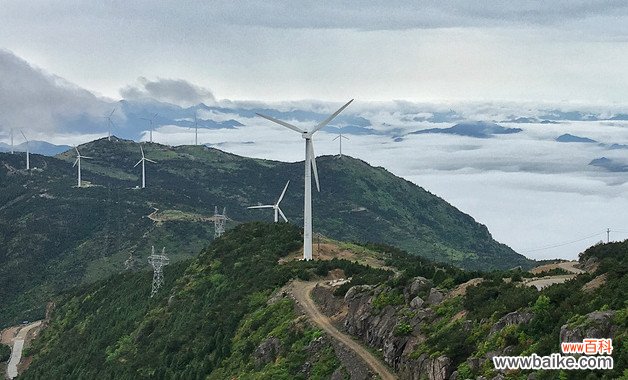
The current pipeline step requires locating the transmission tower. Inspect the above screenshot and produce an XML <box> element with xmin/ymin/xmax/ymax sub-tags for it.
<box><xmin>213</xmin><ymin>206</ymin><xmax>227</xmax><ymax>238</ymax></box>
<box><xmin>147</xmin><ymin>246</ymin><xmax>170</xmax><ymax>298</ymax></box>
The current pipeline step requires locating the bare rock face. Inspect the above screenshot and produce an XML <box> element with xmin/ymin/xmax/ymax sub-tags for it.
<box><xmin>560</xmin><ymin>311</ymin><xmax>617</xmax><ymax>343</ymax></box>
<box><xmin>489</xmin><ymin>311</ymin><xmax>534</xmax><ymax>335</ymax></box>
<box><xmin>253</xmin><ymin>336</ymin><xmax>281</xmax><ymax>367</ymax></box>
<box><xmin>397</xmin><ymin>353</ymin><xmax>452</xmax><ymax>380</ymax></box>
<box><xmin>405</xmin><ymin>277</ymin><xmax>433</xmax><ymax>301</ymax></box>
<box><xmin>410</xmin><ymin>296</ymin><xmax>424</xmax><ymax>309</ymax></box>
<box><xmin>426</xmin><ymin>288</ymin><xmax>445</xmax><ymax>305</ymax></box>
<box><xmin>342</xmin><ymin>285</ymin><xmax>448</xmax><ymax>380</ymax></box>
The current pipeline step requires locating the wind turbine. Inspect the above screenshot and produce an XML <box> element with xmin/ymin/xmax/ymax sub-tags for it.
<box><xmin>134</xmin><ymin>145</ymin><xmax>156</xmax><ymax>188</ymax></box>
<box><xmin>73</xmin><ymin>146</ymin><xmax>93</xmax><ymax>188</ymax></box>
<box><xmin>140</xmin><ymin>113</ymin><xmax>158</xmax><ymax>143</ymax></box>
<box><xmin>248</xmin><ymin>181</ymin><xmax>290</xmax><ymax>222</ymax></box>
<box><xmin>256</xmin><ymin>99</ymin><xmax>353</xmax><ymax>260</ymax></box>
<box><xmin>333</xmin><ymin>131</ymin><xmax>349</xmax><ymax>158</ymax></box>
<box><xmin>19</xmin><ymin>130</ymin><xmax>29</xmax><ymax>170</ymax></box>
<box><xmin>103</xmin><ymin>108</ymin><xmax>116</xmax><ymax>141</ymax></box>
<box><xmin>10</xmin><ymin>128</ymin><xmax>14</xmax><ymax>154</ymax></box>
<box><xmin>194</xmin><ymin>115</ymin><xmax>199</xmax><ymax>146</ymax></box>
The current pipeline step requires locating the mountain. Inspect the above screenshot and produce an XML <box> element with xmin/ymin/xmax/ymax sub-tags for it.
<box><xmin>16</xmin><ymin>224</ymin><xmax>627</xmax><ymax>380</ymax></box>
<box><xmin>555</xmin><ymin>133</ymin><xmax>597</xmax><ymax>143</ymax></box>
<box><xmin>408</xmin><ymin>121</ymin><xmax>522</xmax><ymax>139</ymax></box>
<box><xmin>0</xmin><ymin>137</ymin><xmax>531</xmax><ymax>327</ymax></box>
<box><xmin>589</xmin><ymin>157</ymin><xmax>628</xmax><ymax>172</ymax></box>
<box><xmin>0</xmin><ymin>140</ymin><xmax>72</xmax><ymax>156</ymax></box>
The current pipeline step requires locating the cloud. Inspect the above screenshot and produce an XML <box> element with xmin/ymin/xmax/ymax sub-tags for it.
<box><xmin>0</xmin><ymin>49</ymin><xmax>110</xmax><ymax>133</ymax></box>
<box><xmin>120</xmin><ymin>77</ymin><xmax>216</xmax><ymax>107</ymax></box>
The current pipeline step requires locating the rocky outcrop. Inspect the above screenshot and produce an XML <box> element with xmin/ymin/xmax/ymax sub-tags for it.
<box><xmin>404</xmin><ymin>276</ymin><xmax>433</xmax><ymax>301</ymax></box>
<box><xmin>343</xmin><ymin>284</ymin><xmax>447</xmax><ymax>379</ymax></box>
<box><xmin>410</xmin><ymin>296</ymin><xmax>424</xmax><ymax>309</ymax></box>
<box><xmin>426</xmin><ymin>288</ymin><xmax>445</xmax><ymax>305</ymax></box>
<box><xmin>397</xmin><ymin>353</ymin><xmax>452</xmax><ymax>380</ymax></box>
<box><xmin>253</xmin><ymin>336</ymin><xmax>281</xmax><ymax>367</ymax></box>
<box><xmin>560</xmin><ymin>311</ymin><xmax>617</xmax><ymax>343</ymax></box>
<box><xmin>489</xmin><ymin>311</ymin><xmax>534</xmax><ymax>335</ymax></box>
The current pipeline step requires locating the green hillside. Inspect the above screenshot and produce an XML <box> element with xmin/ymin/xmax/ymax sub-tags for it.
<box><xmin>18</xmin><ymin>223</ymin><xmax>627</xmax><ymax>380</ymax></box>
<box><xmin>0</xmin><ymin>137</ymin><xmax>531</xmax><ymax>326</ymax></box>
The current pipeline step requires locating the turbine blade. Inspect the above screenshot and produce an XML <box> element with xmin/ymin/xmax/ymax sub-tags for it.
<box><xmin>19</xmin><ymin>129</ymin><xmax>28</xmax><ymax>142</ymax></box>
<box><xmin>134</xmin><ymin>159</ymin><xmax>143</xmax><ymax>167</ymax></box>
<box><xmin>140</xmin><ymin>145</ymin><xmax>145</xmax><ymax>158</ymax></box>
<box><xmin>82</xmin><ymin>156</ymin><xmax>94</xmax><ymax>159</ymax></box>
<box><xmin>342</xmin><ymin>135</ymin><xmax>349</xmax><ymax>140</ymax></box>
<box><xmin>145</xmin><ymin>158</ymin><xmax>156</xmax><ymax>163</ymax></box>
<box><xmin>256</xmin><ymin>113</ymin><xmax>304</xmax><ymax>133</ymax></box>
<box><xmin>311</xmin><ymin>99</ymin><xmax>354</xmax><ymax>134</ymax></box>
<box><xmin>332</xmin><ymin>135</ymin><xmax>340</xmax><ymax>141</ymax></box>
<box><xmin>308</xmin><ymin>140</ymin><xmax>320</xmax><ymax>192</ymax></box>
<box><xmin>109</xmin><ymin>108</ymin><xmax>116</xmax><ymax>117</ymax></box>
<box><xmin>72</xmin><ymin>158</ymin><xmax>79</xmax><ymax>167</ymax></box>
<box><xmin>277</xmin><ymin>207</ymin><xmax>288</xmax><ymax>222</ymax></box>
<box><xmin>277</xmin><ymin>180</ymin><xmax>290</xmax><ymax>204</ymax></box>
<box><xmin>74</xmin><ymin>146</ymin><xmax>80</xmax><ymax>155</ymax></box>
<box><xmin>247</xmin><ymin>205</ymin><xmax>274</xmax><ymax>209</ymax></box>
<box><xmin>153</xmin><ymin>113</ymin><xmax>158</xmax><ymax>120</ymax></box>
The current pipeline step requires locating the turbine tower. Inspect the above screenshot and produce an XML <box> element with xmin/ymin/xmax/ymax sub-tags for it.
<box><xmin>147</xmin><ymin>246</ymin><xmax>169</xmax><ymax>298</ymax></box>
<box><xmin>73</xmin><ymin>146</ymin><xmax>93</xmax><ymax>187</ymax></box>
<box><xmin>194</xmin><ymin>115</ymin><xmax>199</xmax><ymax>146</ymax></box>
<box><xmin>140</xmin><ymin>113</ymin><xmax>158</xmax><ymax>143</ymax></box>
<box><xmin>333</xmin><ymin>132</ymin><xmax>349</xmax><ymax>158</ymax></box>
<box><xmin>103</xmin><ymin>108</ymin><xmax>116</xmax><ymax>141</ymax></box>
<box><xmin>20</xmin><ymin>130</ymin><xmax>30</xmax><ymax>170</ymax></box>
<box><xmin>213</xmin><ymin>206</ymin><xmax>227</xmax><ymax>238</ymax></box>
<box><xmin>10</xmin><ymin>128</ymin><xmax>14</xmax><ymax>154</ymax></box>
<box><xmin>256</xmin><ymin>99</ymin><xmax>353</xmax><ymax>260</ymax></box>
<box><xmin>247</xmin><ymin>181</ymin><xmax>290</xmax><ymax>222</ymax></box>
<box><xmin>133</xmin><ymin>145</ymin><xmax>156</xmax><ymax>188</ymax></box>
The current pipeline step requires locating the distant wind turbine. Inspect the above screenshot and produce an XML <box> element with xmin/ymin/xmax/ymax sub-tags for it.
<box><xmin>10</xmin><ymin>128</ymin><xmax>14</xmax><ymax>154</ymax></box>
<box><xmin>19</xmin><ymin>130</ymin><xmax>29</xmax><ymax>170</ymax></box>
<box><xmin>256</xmin><ymin>99</ymin><xmax>353</xmax><ymax>260</ymax></box>
<box><xmin>333</xmin><ymin>131</ymin><xmax>349</xmax><ymax>158</ymax></box>
<box><xmin>140</xmin><ymin>113</ymin><xmax>158</xmax><ymax>143</ymax></box>
<box><xmin>194</xmin><ymin>115</ymin><xmax>199</xmax><ymax>146</ymax></box>
<box><xmin>134</xmin><ymin>145</ymin><xmax>156</xmax><ymax>188</ymax></box>
<box><xmin>73</xmin><ymin>146</ymin><xmax>93</xmax><ymax>188</ymax></box>
<box><xmin>248</xmin><ymin>181</ymin><xmax>290</xmax><ymax>222</ymax></box>
<box><xmin>103</xmin><ymin>108</ymin><xmax>116</xmax><ymax>141</ymax></box>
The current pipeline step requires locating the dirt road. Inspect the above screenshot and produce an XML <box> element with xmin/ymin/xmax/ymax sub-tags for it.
<box><xmin>291</xmin><ymin>281</ymin><xmax>397</xmax><ymax>380</ymax></box>
<box><xmin>525</xmin><ymin>260</ymin><xmax>585</xmax><ymax>290</ymax></box>
<box><xmin>6</xmin><ymin>321</ymin><xmax>42</xmax><ymax>379</ymax></box>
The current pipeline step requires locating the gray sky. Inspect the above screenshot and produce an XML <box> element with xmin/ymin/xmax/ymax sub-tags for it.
<box><xmin>1</xmin><ymin>1</ymin><xmax>628</xmax><ymax>103</ymax></box>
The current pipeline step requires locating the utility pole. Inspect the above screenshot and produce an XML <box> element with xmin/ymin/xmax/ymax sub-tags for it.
<box><xmin>147</xmin><ymin>246</ymin><xmax>170</xmax><ymax>298</ymax></box>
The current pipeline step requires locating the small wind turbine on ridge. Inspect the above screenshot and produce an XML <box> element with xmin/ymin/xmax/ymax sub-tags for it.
<box><xmin>140</xmin><ymin>113</ymin><xmax>158</xmax><ymax>143</ymax></box>
<box><xmin>247</xmin><ymin>181</ymin><xmax>290</xmax><ymax>222</ymax></box>
<box><xmin>134</xmin><ymin>145</ymin><xmax>156</xmax><ymax>188</ymax></box>
<box><xmin>256</xmin><ymin>99</ymin><xmax>353</xmax><ymax>260</ymax></box>
<box><xmin>10</xmin><ymin>128</ymin><xmax>14</xmax><ymax>154</ymax></box>
<box><xmin>73</xmin><ymin>146</ymin><xmax>93</xmax><ymax>188</ymax></box>
<box><xmin>20</xmin><ymin>130</ymin><xmax>30</xmax><ymax>170</ymax></box>
<box><xmin>333</xmin><ymin>130</ymin><xmax>349</xmax><ymax>158</ymax></box>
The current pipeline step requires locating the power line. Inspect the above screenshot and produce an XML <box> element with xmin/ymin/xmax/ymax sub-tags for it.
<box><xmin>522</xmin><ymin>231</ymin><xmax>605</xmax><ymax>253</ymax></box>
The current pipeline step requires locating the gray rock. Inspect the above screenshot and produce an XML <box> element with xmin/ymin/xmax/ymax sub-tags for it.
<box><xmin>450</xmin><ymin>370</ymin><xmax>458</xmax><ymax>380</ymax></box>
<box><xmin>410</xmin><ymin>296</ymin><xmax>424</xmax><ymax>309</ymax></box>
<box><xmin>409</xmin><ymin>276</ymin><xmax>432</xmax><ymax>296</ymax></box>
<box><xmin>560</xmin><ymin>310</ymin><xmax>617</xmax><ymax>343</ymax></box>
<box><xmin>491</xmin><ymin>374</ymin><xmax>505</xmax><ymax>380</ymax></box>
<box><xmin>253</xmin><ymin>336</ymin><xmax>282</xmax><ymax>367</ymax></box>
<box><xmin>426</xmin><ymin>288</ymin><xmax>445</xmax><ymax>305</ymax></box>
<box><xmin>489</xmin><ymin>311</ymin><xmax>534</xmax><ymax>335</ymax></box>
<box><xmin>467</xmin><ymin>357</ymin><xmax>481</xmax><ymax>373</ymax></box>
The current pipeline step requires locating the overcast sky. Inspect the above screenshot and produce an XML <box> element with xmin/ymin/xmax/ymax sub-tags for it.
<box><xmin>2</xmin><ymin>2</ymin><xmax>628</xmax><ymax>261</ymax></box>
<box><xmin>2</xmin><ymin>1</ymin><xmax>628</xmax><ymax>104</ymax></box>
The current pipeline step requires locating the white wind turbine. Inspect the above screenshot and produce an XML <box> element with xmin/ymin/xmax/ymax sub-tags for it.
<box><xmin>73</xmin><ymin>146</ymin><xmax>93</xmax><ymax>188</ymax></box>
<box><xmin>134</xmin><ymin>145</ymin><xmax>156</xmax><ymax>188</ymax></box>
<box><xmin>333</xmin><ymin>131</ymin><xmax>349</xmax><ymax>158</ymax></box>
<box><xmin>194</xmin><ymin>115</ymin><xmax>199</xmax><ymax>146</ymax></box>
<box><xmin>20</xmin><ymin>130</ymin><xmax>29</xmax><ymax>170</ymax></box>
<box><xmin>140</xmin><ymin>113</ymin><xmax>158</xmax><ymax>143</ymax></box>
<box><xmin>10</xmin><ymin>128</ymin><xmax>14</xmax><ymax>154</ymax></box>
<box><xmin>256</xmin><ymin>99</ymin><xmax>353</xmax><ymax>260</ymax></box>
<box><xmin>248</xmin><ymin>181</ymin><xmax>290</xmax><ymax>222</ymax></box>
<box><xmin>103</xmin><ymin>108</ymin><xmax>116</xmax><ymax>141</ymax></box>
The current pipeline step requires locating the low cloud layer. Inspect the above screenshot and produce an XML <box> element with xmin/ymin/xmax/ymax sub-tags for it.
<box><xmin>0</xmin><ymin>49</ymin><xmax>110</xmax><ymax>133</ymax></box>
<box><xmin>120</xmin><ymin>77</ymin><xmax>215</xmax><ymax>107</ymax></box>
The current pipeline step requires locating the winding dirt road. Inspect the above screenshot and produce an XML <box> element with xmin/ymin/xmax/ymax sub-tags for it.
<box><xmin>291</xmin><ymin>281</ymin><xmax>397</xmax><ymax>380</ymax></box>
